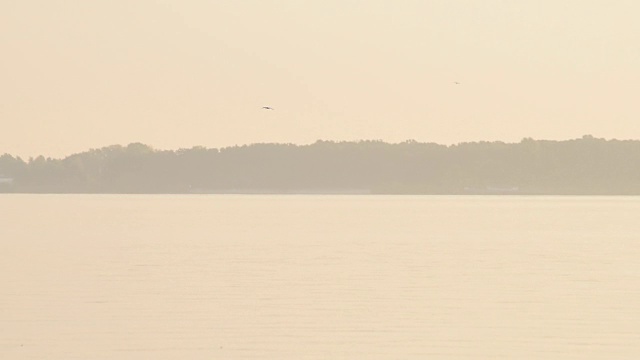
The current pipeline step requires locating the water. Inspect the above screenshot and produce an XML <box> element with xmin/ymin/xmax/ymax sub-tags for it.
<box><xmin>2</xmin><ymin>195</ymin><xmax>640</xmax><ymax>359</ymax></box>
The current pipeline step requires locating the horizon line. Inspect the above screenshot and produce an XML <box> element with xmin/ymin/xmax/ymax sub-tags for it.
<box><xmin>3</xmin><ymin>134</ymin><xmax>635</xmax><ymax>160</ymax></box>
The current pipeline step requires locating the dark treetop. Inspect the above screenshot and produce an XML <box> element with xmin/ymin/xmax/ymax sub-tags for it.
<box><xmin>2</xmin><ymin>135</ymin><xmax>640</xmax><ymax>194</ymax></box>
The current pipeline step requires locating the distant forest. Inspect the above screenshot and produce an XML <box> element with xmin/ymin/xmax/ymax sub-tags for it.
<box><xmin>2</xmin><ymin>135</ymin><xmax>640</xmax><ymax>194</ymax></box>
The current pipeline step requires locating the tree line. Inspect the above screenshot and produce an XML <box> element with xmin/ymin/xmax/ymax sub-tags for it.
<box><xmin>1</xmin><ymin>135</ymin><xmax>640</xmax><ymax>194</ymax></box>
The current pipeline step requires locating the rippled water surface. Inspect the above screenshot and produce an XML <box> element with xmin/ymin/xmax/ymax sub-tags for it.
<box><xmin>2</xmin><ymin>195</ymin><xmax>640</xmax><ymax>359</ymax></box>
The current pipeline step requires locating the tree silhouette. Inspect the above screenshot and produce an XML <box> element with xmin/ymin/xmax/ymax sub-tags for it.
<box><xmin>2</xmin><ymin>136</ymin><xmax>640</xmax><ymax>194</ymax></box>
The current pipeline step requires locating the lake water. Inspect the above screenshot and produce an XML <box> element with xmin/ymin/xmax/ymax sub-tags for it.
<box><xmin>1</xmin><ymin>195</ymin><xmax>640</xmax><ymax>359</ymax></box>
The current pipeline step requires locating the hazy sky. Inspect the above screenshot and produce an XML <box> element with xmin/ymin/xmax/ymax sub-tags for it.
<box><xmin>2</xmin><ymin>0</ymin><xmax>640</xmax><ymax>157</ymax></box>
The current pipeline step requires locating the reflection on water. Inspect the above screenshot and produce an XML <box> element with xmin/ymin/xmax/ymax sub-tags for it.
<box><xmin>2</xmin><ymin>195</ymin><xmax>640</xmax><ymax>359</ymax></box>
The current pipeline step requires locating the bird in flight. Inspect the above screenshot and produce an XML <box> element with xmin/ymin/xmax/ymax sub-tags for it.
<box><xmin>454</xmin><ymin>82</ymin><xmax>460</xmax><ymax>85</ymax></box>
<box><xmin>262</xmin><ymin>106</ymin><xmax>274</xmax><ymax>110</ymax></box>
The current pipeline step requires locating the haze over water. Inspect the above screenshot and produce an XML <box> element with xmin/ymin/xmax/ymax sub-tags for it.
<box><xmin>2</xmin><ymin>195</ymin><xmax>640</xmax><ymax>359</ymax></box>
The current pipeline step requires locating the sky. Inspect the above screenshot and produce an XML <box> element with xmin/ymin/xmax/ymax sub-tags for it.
<box><xmin>2</xmin><ymin>0</ymin><xmax>640</xmax><ymax>158</ymax></box>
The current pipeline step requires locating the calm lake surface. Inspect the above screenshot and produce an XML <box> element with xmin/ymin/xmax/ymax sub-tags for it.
<box><xmin>2</xmin><ymin>195</ymin><xmax>640</xmax><ymax>359</ymax></box>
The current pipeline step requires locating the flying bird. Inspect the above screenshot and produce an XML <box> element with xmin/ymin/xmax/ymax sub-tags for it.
<box><xmin>262</xmin><ymin>106</ymin><xmax>274</xmax><ymax>110</ymax></box>
<box><xmin>454</xmin><ymin>82</ymin><xmax>460</xmax><ymax>85</ymax></box>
